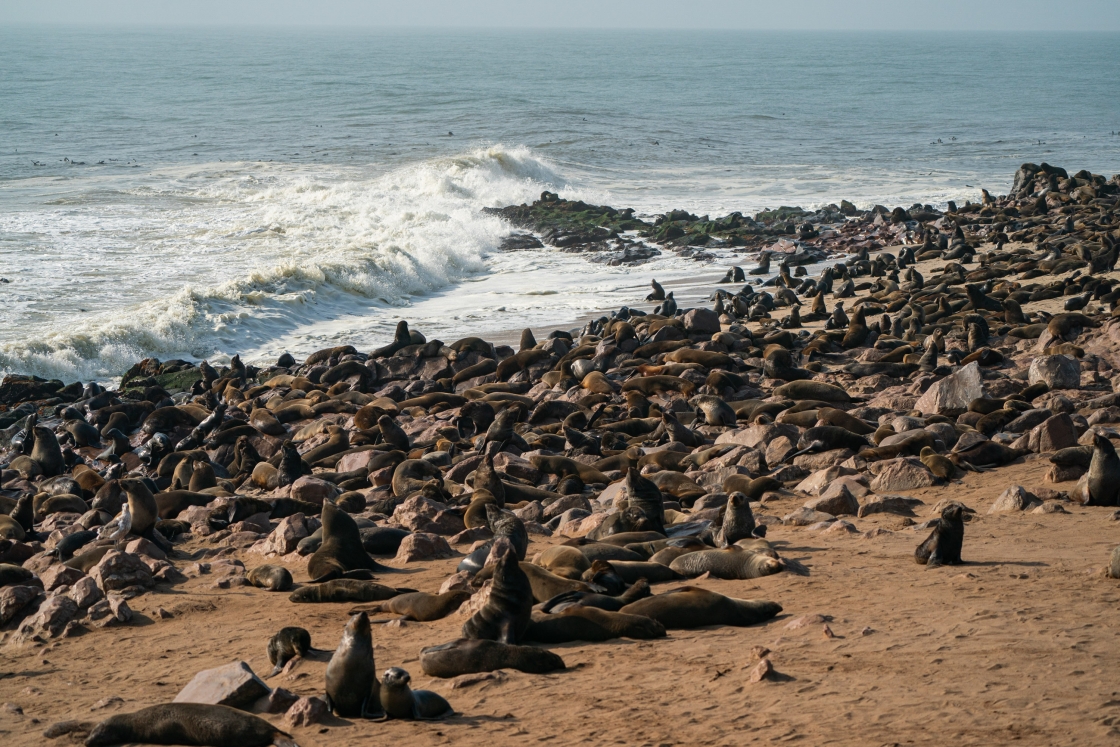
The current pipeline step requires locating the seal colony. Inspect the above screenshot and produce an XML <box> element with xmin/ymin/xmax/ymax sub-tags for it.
<box><xmin>4</xmin><ymin>162</ymin><xmax>1120</xmax><ymax>745</ymax></box>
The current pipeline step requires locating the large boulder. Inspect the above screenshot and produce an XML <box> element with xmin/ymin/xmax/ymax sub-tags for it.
<box><xmin>988</xmin><ymin>485</ymin><xmax>1041</xmax><ymax>513</ymax></box>
<box><xmin>289</xmin><ymin>476</ymin><xmax>341</xmax><ymax>506</ymax></box>
<box><xmin>254</xmin><ymin>513</ymin><xmax>309</xmax><ymax>556</ymax></box>
<box><xmin>394</xmin><ymin>532</ymin><xmax>454</xmax><ymax>563</ymax></box>
<box><xmin>682</xmin><ymin>308</ymin><xmax>721</xmax><ymax>335</ymax></box>
<box><xmin>89</xmin><ymin>550</ymin><xmax>154</xmax><ymax>593</ymax></box>
<box><xmin>1028</xmin><ymin>413</ymin><xmax>1078</xmax><ymax>453</ymax></box>
<box><xmin>0</xmin><ymin>585</ymin><xmax>41</xmax><ymax>626</ymax></box>
<box><xmin>16</xmin><ymin>594</ymin><xmax>77</xmax><ymax>641</ymax></box>
<box><xmin>173</xmin><ymin>661</ymin><xmax>270</xmax><ymax>711</ymax></box>
<box><xmin>803</xmin><ymin>484</ymin><xmax>860</xmax><ymax>516</ymax></box>
<box><xmin>1028</xmin><ymin>355</ymin><xmax>1080</xmax><ymax>390</ymax></box>
<box><xmin>914</xmin><ymin>362</ymin><xmax>984</xmax><ymax>416</ymax></box>
<box><xmin>869</xmin><ymin>458</ymin><xmax>938</xmax><ymax>492</ymax></box>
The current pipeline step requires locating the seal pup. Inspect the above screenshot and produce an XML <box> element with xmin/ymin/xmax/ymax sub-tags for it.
<box><xmin>915</xmin><ymin>505</ymin><xmax>965</xmax><ymax>567</ymax></box>
<box><xmin>267</xmin><ymin>626</ymin><xmax>315</xmax><ymax>676</ymax></box>
<box><xmin>462</xmin><ymin>543</ymin><xmax>533</xmax><ymax>644</ymax></box>
<box><xmin>307</xmin><ymin>500</ymin><xmax>390</xmax><ymax>583</ymax></box>
<box><xmin>325</xmin><ymin>612</ymin><xmax>383</xmax><ymax>718</ymax></box>
<box><xmin>85</xmin><ymin>703</ymin><xmax>295</xmax><ymax>747</ymax></box>
<box><xmin>419</xmin><ymin>638</ymin><xmax>566</xmax><ymax>678</ymax></box>
<box><xmin>246</xmin><ymin>564</ymin><xmax>293</xmax><ymax>592</ymax></box>
<box><xmin>289</xmin><ymin>579</ymin><xmax>407</xmax><ymax>604</ymax></box>
<box><xmin>379</xmin><ymin>667</ymin><xmax>453</xmax><ymax>720</ymax></box>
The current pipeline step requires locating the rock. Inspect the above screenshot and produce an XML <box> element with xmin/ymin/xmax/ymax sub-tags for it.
<box><xmin>988</xmin><ymin>485</ymin><xmax>1041</xmax><ymax>513</ymax></box>
<box><xmin>391</xmin><ymin>495</ymin><xmax>450</xmax><ymax>532</ymax></box>
<box><xmin>0</xmin><ymin>585</ymin><xmax>40</xmax><ymax>626</ymax></box>
<box><xmin>89</xmin><ymin>551</ymin><xmax>154</xmax><ymax>593</ymax></box>
<box><xmin>289</xmin><ymin>476</ymin><xmax>341</xmax><ymax>505</ymax></box>
<box><xmin>1028</xmin><ymin>355</ymin><xmax>1080</xmax><ymax>390</ymax></box>
<box><xmin>255</xmin><ymin>513</ymin><xmax>308</xmax><ymax>556</ymax></box>
<box><xmin>782</xmin><ymin>507</ymin><xmax>837</xmax><ymax>526</ymax></box>
<box><xmin>513</xmin><ymin>501</ymin><xmax>545</xmax><ymax>523</ymax></box>
<box><xmin>445</xmin><ymin>455</ymin><xmax>483</xmax><ymax>484</ymax></box>
<box><xmin>173</xmin><ymin>661</ymin><xmax>270</xmax><ymax>711</ymax></box>
<box><xmin>857</xmin><ymin>495</ymin><xmax>920</xmax><ymax>518</ymax></box>
<box><xmin>869</xmin><ymin>458</ymin><xmax>938</xmax><ymax>492</ymax></box>
<box><xmin>266</xmin><ymin>688</ymin><xmax>300</xmax><ymax>714</ymax></box>
<box><xmin>914</xmin><ymin>362</ymin><xmax>984</xmax><ymax>416</ymax></box>
<box><xmin>285</xmin><ymin>696</ymin><xmax>328</xmax><ymax>727</ymax></box>
<box><xmin>716</xmin><ymin>423</ymin><xmax>799</xmax><ymax>449</ymax></box>
<box><xmin>683</xmin><ymin>308</ymin><xmax>721</xmax><ymax>335</ymax></box>
<box><xmin>493</xmin><ymin>453</ymin><xmax>543</xmax><ymax>483</ymax></box>
<box><xmin>543</xmin><ymin>494</ymin><xmax>592</xmax><ymax>520</ymax></box>
<box><xmin>449</xmin><ymin>526</ymin><xmax>492</xmax><ymax>545</ymax></box>
<box><xmin>106</xmin><ymin>594</ymin><xmax>132</xmax><ymax>623</ymax></box>
<box><xmin>39</xmin><ymin>564</ymin><xmax>85</xmax><ymax>592</ymax></box>
<box><xmin>67</xmin><ymin>577</ymin><xmax>102</xmax><ymax>609</ymax></box>
<box><xmin>803</xmin><ymin>483</ymin><xmax>859</xmax><ymax>516</ymax></box>
<box><xmin>1110</xmin><ymin>546</ymin><xmax>1120</xmax><ymax>579</ymax></box>
<box><xmin>394</xmin><ymin>532</ymin><xmax>454</xmax><ymax>563</ymax></box>
<box><xmin>764</xmin><ymin>436</ymin><xmax>796</xmax><ymax>467</ymax></box>
<box><xmin>439</xmin><ymin>571</ymin><xmax>473</xmax><ymax>594</ymax></box>
<box><xmin>820</xmin><ymin>520</ymin><xmax>858</xmax><ymax>535</ymax></box>
<box><xmin>1028</xmin><ymin>413</ymin><xmax>1078</xmax><ymax>453</ymax></box>
<box><xmin>422</xmin><ymin>510</ymin><xmax>467</xmax><ymax>536</ymax></box>
<box><xmin>785</xmin><ymin>613</ymin><xmax>831</xmax><ymax>630</ymax></box>
<box><xmin>123</xmin><ymin>537</ymin><xmax>167</xmax><ymax>561</ymax></box>
<box><xmin>90</xmin><ymin>695</ymin><xmax>124</xmax><ymax>711</ymax></box>
<box><xmin>336</xmin><ymin>450</ymin><xmax>376</xmax><ymax>474</ymax></box>
<box><xmin>748</xmin><ymin>657</ymin><xmax>774</xmax><ymax>683</ymax></box>
<box><xmin>1032</xmin><ymin>501</ymin><xmax>1069</xmax><ymax>515</ymax></box>
<box><xmin>692</xmin><ymin>493</ymin><xmax>728</xmax><ymax>511</ymax></box>
<box><xmin>16</xmin><ymin>595</ymin><xmax>77</xmax><ymax>640</ymax></box>
<box><xmin>792</xmin><ymin>448</ymin><xmax>855</xmax><ymax>471</ymax></box>
<box><xmin>1005</xmin><ymin>408</ymin><xmax>1051</xmax><ymax>434</ymax></box>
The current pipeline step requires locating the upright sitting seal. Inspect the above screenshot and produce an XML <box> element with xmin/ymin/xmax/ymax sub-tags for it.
<box><xmin>462</xmin><ymin>543</ymin><xmax>533</xmax><ymax>644</ymax></box>
<box><xmin>85</xmin><ymin>703</ymin><xmax>294</xmax><ymax>747</ymax></box>
<box><xmin>308</xmin><ymin>500</ymin><xmax>390</xmax><ymax>583</ymax></box>
<box><xmin>1087</xmin><ymin>432</ymin><xmax>1120</xmax><ymax>506</ymax></box>
<box><xmin>325</xmin><ymin>612</ymin><xmax>382</xmax><ymax>718</ymax></box>
<box><xmin>379</xmin><ymin>667</ymin><xmax>453</xmax><ymax>720</ymax></box>
<box><xmin>915</xmin><ymin>504</ymin><xmax>965</xmax><ymax>567</ymax></box>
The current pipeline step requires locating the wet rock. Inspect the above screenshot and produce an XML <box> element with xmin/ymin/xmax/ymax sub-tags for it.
<box><xmin>1028</xmin><ymin>355</ymin><xmax>1080</xmax><ymax>390</ymax></box>
<box><xmin>173</xmin><ymin>661</ymin><xmax>271</xmax><ymax>710</ymax></box>
<box><xmin>914</xmin><ymin>361</ymin><xmax>984</xmax><ymax>416</ymax></box>
<box><xmin>89</xmin><ymin>551</ymin><xmax>154</xmax><ymax>593</ymax></box>
<box><xmin>394</xmin><ymin>532</ymin><xmax>454</xmax><ymax>562</ymax></box>
<box><xmin>988</xmin><ymin>485</ymin><xmax>1041</xmax><ymax>513</ymax></box>
<box><xmin>869</xmin><ymin>458</ymin><xmax>938</xmax><ymax>492</ymax></box>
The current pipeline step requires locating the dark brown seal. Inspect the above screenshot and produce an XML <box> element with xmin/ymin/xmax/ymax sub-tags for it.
<box><xmin>84</xmin><ymin>703</ymin><xmax>293</xmax><ymax>747</ymax></box>
<box><xmin>915</xmin><ymin>505</ymin><xmax>965</xmax><ymax>567</ymax></box>
<box><xmin>419</xmin><ymin>638</ymin><xmax>566</xmax><ymax>678</ymax></box>
<box><xmin>461</xmin><ymin>543</ymin><xmax>533</xmax><ymax>644</ymax></box>
<box><xmin>619</xmin><ymin>586</ymin><xmax>782</xmax><ymax>629</ymax></box>
<box><xmin>307</xmin><ymin>500</ymin><xmax>390</xmax><ymax>582</ymax></box>
<box><xmin>325</xmin><ymin>612</ymin><xmax>382</xmax><ymax>718</ymax></box>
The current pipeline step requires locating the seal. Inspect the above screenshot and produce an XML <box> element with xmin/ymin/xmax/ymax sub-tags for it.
<box><xmin>668</xmin><ymin>547</ymin><xmax>784</xmax><ymax>579</ymax></box>
<box><xmin>0</xmin><ymin>563</ymin><xmax>36</xmax><ymax>586</ymax></box>
<box><xmin>325</xmin><ymin>612</ymin><xmax>383</xmax><ymax>719</ymax></box>
<box><xmin>379</xmin><ymin>667</ymin><xmax>453</xmax><ymax>720</ymax></box>
<box><xmin>30</xmin><ymin>424</ymin><xmax>65</xmax><ymax>477</ymax></box>
<box><xmin>307</xmin><ymin>500</ymin><xmax>391</xmax><ymax>582</ymax></box>
<box><xmin>539</xmin><ymin>578</ymin><xmax>652</xmax><ymax>613</ymax></box>
<box><xmin>84</xmin><ymin>703</ymin><xmax>294</xmax><ymax>747</ymax></box>
<box><xmin>289</xmin><ymin>579</ymin><xmax>408</xmax><ymax>604</ymax></box>
<box><xmin>354</xmin><ymin>590</ymin><xmax>471</xmax><ymax>622</ymax></box>
<box><xmin>1087</xmin><ymin>432</ymin><xmax>1120</xmax><ymax>506</ymax></box>
<box><xmin>461</xmin><ymin>543</ymin><xmax>533</xmax><ymax>644</ymax></box>
<box><xmin>716</xmin><ymin>492</ymin><xmax>756</xmax><ymax>546</ymax></box>
<box><xmin>619</xmin><ymin>586</ymin><xmax>782</xmax><ymax>629</ymax></box>
<box><xmin>419</xmin><ymin>638</ymin><xmax>566</xmax><ymax>678</ymax></box>
<box><xmin>524</xmin><ymin>605</ymin><xmax>667</xmax><ymax>643</ymax></box>
<box><xmin>247</xmin><ymin>564</ymin><xmax>293</xmax><ymax>592</ymax></box>
<box><xmin>267</xmin><ymin>626</ymin><xmax>313</xmax><ymax>676</ymax></box>
<box><xmin>915</xmin><ymin>504</ymin><xmax>965</xmax><ymax>567</ymax></box>
<box><xmin>535</xmin><ymin>545</ymin><xmax>591</xmax><ymax>579</ymax></box>
<box><xmin>600</xmin><ymin>560</ymin><xmax>683</xmax><ymax>584</ymax></box>
<box><xmin>117</xmin><ymin>478</ymin><xmax>160</xmax><ymax>538</ymax></box>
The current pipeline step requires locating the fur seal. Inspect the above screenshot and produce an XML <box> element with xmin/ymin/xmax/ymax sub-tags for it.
<box><xmin>596</xmin><ymin>560</ymin><xmax>682</xmax><ymax>584</ymax></box>
<box><xmin>539</xmin><ymin>578</ymin><xmax>652</xmax><ymax>613</ymax></box>
<box><xmin>668</xmin><ymin>547</ymin><xmax>783</xmax><ymax>579</ymax></box>
<box><xmin>525</xmin><ymin>605</ymin><xmax>667</xmax><ymax>643</ymax></box>
<box><xmin>246</xmin><ymin>565</ymin><xmax>293</xmax><ymax>592</ymax></box>
<box><xmin>0</xmin><ymin>563</ymin><xmax>36</xmax><ymax>587</ymax></box>
<box><xmin>325</xmin><ymin>612</ymin><xmax>382</xmax><ymax>718</ymax></box>
<box><xmin>462</xmin><ymin>544</ymin><xmax>533</xmax><ymax>644</ymax></box>
<box><xmin>267</xmin><ymin>626</ymin><xmax>312</xmax><ymax>676</ymax></box>
<box><xmin>307</xmin><ymin>500</ymin><xmax>390</xmax><ymax>582</ymax></box>
<box><xmin>716</xmin><ymin>492</ymin><xmax>756</xmax><ymax>546</ymax></box>
<box><xmin>289</xmin><ymin>579</ymin><xmax>407</xmax><ymax>604</ymax></box>
<box><xmin>619</xmin><ymin>586</ymin><xmax>782</xmax><ymax>629</ymax></box>
<box><xmin>355</xmin><ymin>590</ymin><xmax>471</xmax><ymax>622</ymax></box>
<box><xmin>536</xmin><ymin>545</ymin><xmax>592</xmax><ymax>579</ymax></box>
<box><xmin>85</xmin><ymin>703</ymin><xmax>294</xmax><ymax>747</ymax></box>
<box><xmin>419</xmin><ymin>638</ymin><xmax>565</xmax><ymax>678</ymax></box>
<box><xmin>915</xmin><ymin>505</ymin><xmax>965</xmax><ymax>567</ymax></box>
<box><xmin>486</xmin><ymin>503</ymin><xmax>528</xmax><ymax>561</ymax></box>
<box><xmin>1087</xmin><ymin>432</ymin><xmax>1120</xmax><ymax>506</ymax></box>
<box><xmin>30</xmin><ymin>425</ymin><xmax>64</xmax><ymax>477</ymax></box>
<box><xmin>379</xmin><ymin>667</ymin><xmax>453</xmax><ymax>720</ymax></box>
<box><xmin>117</xmin><ymin>478</ymin><xmax>159</xmax><ymax>538</ymax></box>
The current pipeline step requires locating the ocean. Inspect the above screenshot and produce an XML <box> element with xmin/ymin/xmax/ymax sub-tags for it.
<box><xmin>1</xmin><ymin>27</ymin><xmax>1118</xmax><ymax>381</ymax></box>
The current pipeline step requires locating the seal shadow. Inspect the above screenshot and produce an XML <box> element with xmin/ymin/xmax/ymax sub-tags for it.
<box><xmin>944</xmin><ymin>560</ymin><xmax>1049</xmax><ymax>568</ymax></box>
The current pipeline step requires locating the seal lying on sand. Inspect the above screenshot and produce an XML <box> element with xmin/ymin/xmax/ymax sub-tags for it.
<box><xmin>85</xmin><ymin>703</ymin><xmax>295</xmax><ymax>747</ymax></box>
<box><xmin>620</xmin><ymin>586</ymin><xmax>782</xmax><ymax>629</ymax></box>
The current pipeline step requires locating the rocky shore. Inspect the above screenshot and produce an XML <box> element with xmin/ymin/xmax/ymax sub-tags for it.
<box><xmin>3</xmin><ymin>161</ymin><xmax>1120</xmax><ymax>743</ymax></box>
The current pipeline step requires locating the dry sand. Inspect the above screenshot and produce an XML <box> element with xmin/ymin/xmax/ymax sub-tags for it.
<box><xmin>3</xmin><ymin>454</ymin><xmax>1120</xmax><ymax>747</ymax></box>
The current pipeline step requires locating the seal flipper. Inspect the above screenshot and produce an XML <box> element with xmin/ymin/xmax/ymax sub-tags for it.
<box><xmin>309</xmin><ymin>568</ymin><xmax>343</xmax><ymax>584</ymax></box>
<box><xmin>541</xmin><ymin>590</ymin><xmax>585</xmax><ymax>613</ymax></box>
<box><xmin>340</xmin><ymin>569</ymin><xmax>378</xmax><ymax>581</ymax></box>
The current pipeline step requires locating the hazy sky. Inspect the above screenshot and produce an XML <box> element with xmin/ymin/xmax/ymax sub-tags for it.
<box><xmin>4</xmin><ymin>0</ymin><xmax>1120</xmax><ymax>31</ymax></box>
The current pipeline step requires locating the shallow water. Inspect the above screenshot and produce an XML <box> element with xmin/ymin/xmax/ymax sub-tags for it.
<box><xmin>1</xmin><ymin>28</ymin><xmax>1117</xmax><ymax>379</ymax></box>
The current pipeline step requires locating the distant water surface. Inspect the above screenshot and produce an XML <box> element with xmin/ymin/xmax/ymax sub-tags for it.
<box><xmin>1</xmin><ymin>28</ymin><xmax>1117</xmax><ymax>379</ymax></box>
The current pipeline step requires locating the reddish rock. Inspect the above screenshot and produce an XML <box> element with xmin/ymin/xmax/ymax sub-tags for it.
<box><xmin>90</xmin><ymin>551</ymin><xmax>154</xmax><ymax>593</ymax></box>
<box><xmin>254</xmin><ymin>513</ymin><xmax>308</xmax><ymax>556</ymax></box>
<box><xmin>16</xmin><ymin>595</ymin><xmax>77</xmax><ymax>641</ymax></box>
<box><xmin>124</xmin><ymin>537</ymin><xmax>167</xmax><ymax>561</ymax></box>
<box><xmin>394</xmin><ymin>532</ymin><xmax>454</xmax><ymax>562</ymax></box>
<box><xmin>68</xmin><ymin>576</ymin><xmax>102</xmax><ymax>609</ymax></box>
<box><xmin>285</xmin><ymin>696</ymin><xmax>328</xmax><ymax>727</ymax></box>
<box><xmin>0</xmin><ymin>585</ymin><xmax>40</xmax><ymax>626</ymax></box>
<box><xmin>803</xmin><ymin>484</ymin><xmax>859</xmax><ymax>516</ymax></box>
<box><xmin>173</xmin><ymin>661</ymin><xmax>271</xmax><ymax>710</ymax></box>
<box><xmin>749</xmin><ymin>657</ymin><xmax>774</xmax><ymax>683</ymax></box>
<box><xmin>39</xmin><ymin>564</ymin><xmax>85</xmax><ymax>592</ymax></box>
<box><xmin>1028</xmin><ymin>413</ymin><xmax>1078</xmax><ymax>453</ymax></box>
